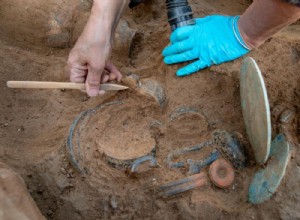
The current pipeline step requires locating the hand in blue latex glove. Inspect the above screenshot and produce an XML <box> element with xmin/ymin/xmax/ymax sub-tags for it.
<box><xmin>162</xmin><ymin>15</ymin><xmax>251</xmax><ymax>76</ymax></box>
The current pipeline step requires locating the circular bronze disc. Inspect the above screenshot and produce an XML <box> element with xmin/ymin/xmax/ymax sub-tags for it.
<box><xmin>240</xmin><ymin>57</ymin><xmax>271</xmax><ymax>164</ymax></box>
<box><xmin>248</xmin><ymin>134</ymin><xmax>290</xmax><ymax>204</ymax></box>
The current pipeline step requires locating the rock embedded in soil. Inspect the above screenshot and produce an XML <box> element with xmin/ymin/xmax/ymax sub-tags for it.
<box><xmin>279</xmin><ymin>109</ymin><xmax>295</xmax><ymax>125</ymax></box>
<box><xmin>0</xmin><ymin>162</ymin><xmax>46</xmax><ymax>219</ymax></box>
<box><xmin>60</xmin><ymin>167</ymin><xmax>67</xmax><ymax>175</ymax></box>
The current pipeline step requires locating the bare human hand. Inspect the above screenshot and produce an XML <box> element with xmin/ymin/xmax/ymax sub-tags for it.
<box><xmin>67</xmin><ymin>1</ymin><xmax>126</xmax><ymax>97</ymax></box>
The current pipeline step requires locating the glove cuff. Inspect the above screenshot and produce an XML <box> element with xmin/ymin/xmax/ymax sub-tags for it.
<box><xmin>232</xmin><ymin>16</ymin><xmax>252</xmax><ymax>51</ymax></box>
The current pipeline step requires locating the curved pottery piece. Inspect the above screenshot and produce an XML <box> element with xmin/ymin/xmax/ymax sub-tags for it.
<box><xmin>240</xmin><ymin>57</ymin><xmax>271</xmax><ymax>164</ymax></box>
<box><xmin>138</xmin><ymin>79</ymin><xmax>167</xmax><ymax>107</ymax></box>
<box><xmin>213</xmin><ymin>129</ymin><xmax>246</xmax><ymax>169</ymax></box>
<box><xmin>114</xmin><ymin>20</ymin><xmax>137</xmax><ymax>57</ymax></box>
<box><xmin>248</xmin><ymin>134</ymin><xmax>290</xmax><ymax>204</ymax></box>
<box><xmin>67</xmin><ymin>101</ymin><xmax>156</xmax><ymax>173</ymax></box>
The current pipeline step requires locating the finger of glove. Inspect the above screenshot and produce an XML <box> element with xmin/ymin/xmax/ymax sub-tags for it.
<box><xmin>170</xmin><ymin>26</ymin><xmax>193</xmax><ymax>44</ymax></box>
<box><xmin>162</xmin><ymin>40</ymin><xmax>192</xmax><ymax>57</ymax></box>
<box><xmin>164</xmin><ymin>50</ymin><xmax>197</xmax><ymax>64</ymax></box>
<box><xmin>86</xmin><ymin>64</ymin><xmax>104</xmax><ymax>97</ymax></box>
<box><xmin>177</xmin><ymin>59</ymin><xmax>210</xmax><ymax>77</ymax></box>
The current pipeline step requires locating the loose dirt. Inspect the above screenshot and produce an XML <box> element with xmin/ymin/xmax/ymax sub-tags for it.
<box><xmin>0</xmin><ymin>0</ymin><xmax>299</xmax><ymax>219</ymax></box>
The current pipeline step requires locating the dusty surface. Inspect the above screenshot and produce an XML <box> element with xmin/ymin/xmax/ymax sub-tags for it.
<box><xmin>0</xmin><ymin>0</ymin><xmax>300</xmax><ymax>219</ymax></box>
<box><xmin>73</xmin><ymin>99</ymin><xmax>156</xmax><ymax>161</ymax></box>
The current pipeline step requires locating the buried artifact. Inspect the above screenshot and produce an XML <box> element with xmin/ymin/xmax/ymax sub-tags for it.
<box><xmin>248</xmin><ymin>134</ymin><xmax>290</xmax><ymax>204</ymax></box>
<box><xmin>240</xmin><ymin>57</ymin><xmax>271</xmax><ymax>165</ymax></box>
<box><xmin>240</xmin><ymin>57</ymin><xmax>291</xmax><ymax>204</ymax></box>
<box><xmin>166</xmin><ymin>129</ymin><xmax>246</xmax><ymax>174</ymax></box>
<box><xmin>66</xmin><ymin>101</ymin><xmax>158</xmax><ymax>174</ymax></box>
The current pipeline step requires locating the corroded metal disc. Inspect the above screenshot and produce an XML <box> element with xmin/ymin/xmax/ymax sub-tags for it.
<box><xmin>248</xmin><ymin>134</ymin><xmax>290</xmax><ymax>204</ymax></box>
<box><xmin>240</xmin><ymin>57</ymin><xmax>271</xmax><ymax>164</ymax></box>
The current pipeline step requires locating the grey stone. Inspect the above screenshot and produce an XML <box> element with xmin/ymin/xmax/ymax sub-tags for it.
<box><xmin>279</xmin><ymin>109</ymin><xmax>296</xmax><ymax>125</ymax></box>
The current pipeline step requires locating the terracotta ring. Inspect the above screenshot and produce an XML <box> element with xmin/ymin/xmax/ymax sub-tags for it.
<box><xmin>209</xmin><ymin>158</ymin><xmax>235</xmax><ymax>188</ymax></box>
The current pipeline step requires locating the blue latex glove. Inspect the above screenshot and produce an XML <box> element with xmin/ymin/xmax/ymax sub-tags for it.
<box><xmin>162</xmin><ymin>15</ymin><xmax>251</xmax><ymax>76</ymax></box>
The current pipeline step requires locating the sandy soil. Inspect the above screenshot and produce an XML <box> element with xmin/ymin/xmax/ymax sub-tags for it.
<box><xmin>0</xmin><ymin>0</ymin><xmax>299</xmax><ymax>219</ymax></box>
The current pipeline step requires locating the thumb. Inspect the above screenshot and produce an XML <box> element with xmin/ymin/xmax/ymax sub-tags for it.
<box><xmin>86</xmin><ymin>63</ymin><xmax>104</xmax><ymax>97</ymax></box>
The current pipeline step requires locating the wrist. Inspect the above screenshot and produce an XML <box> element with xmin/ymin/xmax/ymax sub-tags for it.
<box><xmin>231</xmin><ymin>16</ymin><xmax>252</xmax><ymax>50</ymax></box>
<box><xmin>238</xmin><ymin>0</ymin><xmax>300</xmax><ymax>49</ymax></box>
<box><xmin>75</xmin><ymin>13</ymin><xmax>113</xmax><ymax>49</ymax></box>
<box><xmin>90</xmin><ymin>0</ymin><xmax>128</xmax><ymax>36</ymax></box>
<box><xmin>238</xmin><ymin>18</ymin><xmax>263</xmax><ymax>49</ymax></box>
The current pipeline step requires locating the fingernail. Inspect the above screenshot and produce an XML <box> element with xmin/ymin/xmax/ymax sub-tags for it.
<box><xmin>88</xmin><ymin>89</ymin><xmax>99</xmax><ymax>97</ymax></box>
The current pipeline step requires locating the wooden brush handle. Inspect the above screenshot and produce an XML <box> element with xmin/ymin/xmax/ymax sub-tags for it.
<box><xmin>7</xmin><ymin>81</ymin><xmax>86</xmax><ymax>90</ymax></box>
<box><xmin>7</xmin><ymin>81</ymin><xmax>129</xmax><ymax>91</ymax></box>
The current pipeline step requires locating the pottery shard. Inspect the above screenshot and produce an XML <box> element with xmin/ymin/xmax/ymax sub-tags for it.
<box><xmin>114</xmin><ymin>20</ymin><xmax>136</xmax><ymax>57</ymax></box>
<box><xmin>138</xmin><ymin>78</ymin><xmax>166</xmax><ymax>107</ymax></box>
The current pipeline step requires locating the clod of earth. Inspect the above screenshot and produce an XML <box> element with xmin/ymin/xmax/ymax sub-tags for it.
<box><xmin>0</xmin><ymin>162</ymin><xmax>46</xmax><ymax>220</ymax></box>
<box><xmin>122</xmin><ymin>74</ymin><xmax>167</xmax><ymax>107</ymax></box>
<box><xmin>122</xmin><ymin>73</ymin><xmax>141</xmax><ymax>89</ymax></box>
<box><xmin>279</xmin><ymin>109</ymin><xmax>295</xmax><ymax>125</ymax></box>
